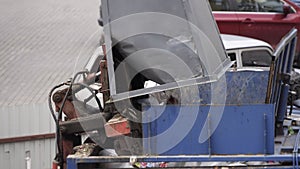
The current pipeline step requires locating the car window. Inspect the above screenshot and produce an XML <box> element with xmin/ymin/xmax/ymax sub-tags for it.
<box><xmin>291</xmin><ymin>0</ymin><xmax>300</xmax><ymax>6</ymax></box>
<box><xmin>236</xmin><ymin>0</ymin><xmax>262</xmax><ymax>12</ymax></box>
<box><xmin>241</xmin><ymin>49</ymin><xmax>272</xmax><ymax>67</ymax></box>
<box><xmin>236</xmin><ymin>0</ymin><xmax>284</xmax><ymax>13</ymax></box>
<box><xmin>209</xmin><ymin>0</ymin><xmax>232</xmax><ymax>11</ymax></box>
<box><xmin>227</xmin><ymin>52</ymin><xmax>237</xmax><ymax>67</ymax></box>
<box><xmin>228</xmin><ymin>52</ymin><xmax>237</xmax><ymax>61</ymax></box>
<box><xmin>209</xmin><ymin>0</ymin><xmax>285</xmax><ymax>13</ymax></box>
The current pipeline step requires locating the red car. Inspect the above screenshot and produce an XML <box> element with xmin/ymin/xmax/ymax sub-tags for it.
<box><xmin>209</xmin><ymin>0</ymin><xmax>300</xmax><ymax>67</ymax></box>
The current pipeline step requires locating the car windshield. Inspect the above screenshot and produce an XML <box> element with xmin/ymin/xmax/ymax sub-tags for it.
<box><xmin>209</xmin><ymin>0</ymin><xmax>284</xmax><ymax>13</ymax></box>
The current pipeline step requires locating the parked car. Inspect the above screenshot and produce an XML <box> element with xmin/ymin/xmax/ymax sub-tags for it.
<box><xmin>221</xmin><ymin>34</ymin><xmax>273</xmax><ymax>69</ymax></box>
<box><xmin>209</xmin><ymin>0</ymin><xmax>300</xmax><ymax>67</ymax></box>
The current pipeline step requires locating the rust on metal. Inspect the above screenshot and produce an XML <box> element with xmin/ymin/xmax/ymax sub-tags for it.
<box><xmin>100</xmin><ymin>59</ymin><xmax>110</xmax><ymax>103</ymax></box>
<box><xmin>0</xmin><ymin>133</ymin><xmax>55</xmax><ymax>144</ymax></box>
<box><xmin>104</xmin><ymin>117</ymin><xmax>131</xmax><ymax>137</ymax></box>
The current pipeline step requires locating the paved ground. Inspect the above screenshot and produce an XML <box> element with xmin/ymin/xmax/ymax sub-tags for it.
<box><xmin>0</xmin><ymin>0</ymin><xmax>101</xmax><ymax>106</ymax></box>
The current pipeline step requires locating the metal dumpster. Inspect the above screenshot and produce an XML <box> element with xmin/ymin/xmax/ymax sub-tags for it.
<box><xmin>142</xmin><ymin>71</ymin><xmax>274</xmax><ymax>155</ymax></box>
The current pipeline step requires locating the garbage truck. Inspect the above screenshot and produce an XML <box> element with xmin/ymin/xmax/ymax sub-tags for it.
<box><xmin>48</xmin><ymin>0</ymin><xmax>300</xmax><ymax>168</ymax></box>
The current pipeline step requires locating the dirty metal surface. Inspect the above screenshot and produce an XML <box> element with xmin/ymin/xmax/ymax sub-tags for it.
<box><xmin>192</xmin><ymin>70</ymin><xmax>269</xmax><ymax>105</ymax></box>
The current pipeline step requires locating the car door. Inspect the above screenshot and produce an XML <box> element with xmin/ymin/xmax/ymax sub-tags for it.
<box><xmin>209</xmin><ymin>0</ymin><xmax>240</xmax><ymax>34</ymax></box>
<box><xmin>237</xmin><ymin>0</ymin><xmax>300</xmax><ymax>49</ymax></box>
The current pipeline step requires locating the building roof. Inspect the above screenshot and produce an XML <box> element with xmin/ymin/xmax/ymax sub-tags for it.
<box><xmin>0</xmin><ymin>0</ymin><xmax>101</xmax><ymax>106</ymax></box>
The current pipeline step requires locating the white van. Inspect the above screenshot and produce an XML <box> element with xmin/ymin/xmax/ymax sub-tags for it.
<box><xmin>221</xmin><ymin>34</ymin><xmax>273</xmax><ymax>69</ymax></box>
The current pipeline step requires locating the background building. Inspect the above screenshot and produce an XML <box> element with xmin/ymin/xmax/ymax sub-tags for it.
<box><xmin>0</xmin><ymin>0</ymin><xmax>100</xmax><ymax>168</ymax></box>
